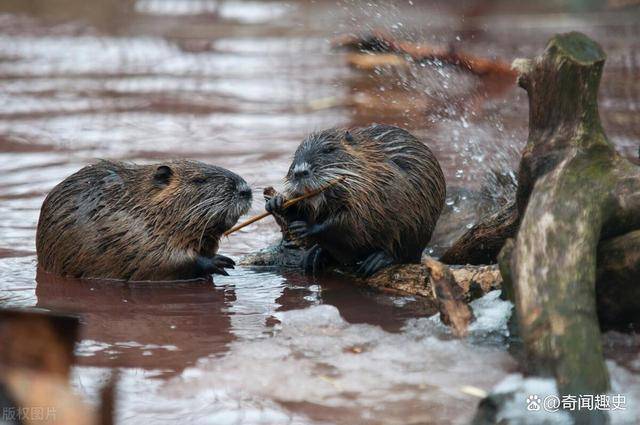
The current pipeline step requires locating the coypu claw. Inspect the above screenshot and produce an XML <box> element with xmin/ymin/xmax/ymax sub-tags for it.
<box><xmin>282</xmin><ymin>239</ymin><xmax>300</xmax><ymax>249</ymax></box>
<box><xmin>212</xmin><ymin>254</ymin><xmax>236</xmax><ymax>276</ymax></box>
<box><xmin>214</xmin><ymin>254</ymin><xmax>235</xmax><ymax>267</ymax></box>
<box><xmin>196</xmin><ymin>254</ymin><xmax>236</xmax><ymax>276</ymax></box>
<box><xmin>357</xmin><ymin>251</ymin><xmax>394</xmax><ymax>277</ymax></box>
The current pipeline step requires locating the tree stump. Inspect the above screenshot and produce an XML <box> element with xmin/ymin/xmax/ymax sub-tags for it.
<box><xmin>490</xmin><ymin>32</ymin><xmax>640</xmax><ymax>423</ymax></box>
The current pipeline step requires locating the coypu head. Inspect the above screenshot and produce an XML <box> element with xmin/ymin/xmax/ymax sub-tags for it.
<box><xmin>284</xmin><ymin>128</ymin><xmax>383</xmax><ymax>213</ymax></box>
<box><xmin>141</xmin><ymin>160</ymin><xmax>252</xmax><ymax>250</ymax></box>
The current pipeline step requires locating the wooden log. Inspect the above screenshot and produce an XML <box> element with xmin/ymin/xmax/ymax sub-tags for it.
<box><xmin>507</xmin><ymin>32</ymin><xmax>611</xmax><ymax>398</ymax></box>
<box><xmin>440</xmin><ymin>201</ymin><xmax>518</xmax><ymax>265</ymax></box>
<box><xmin>494</xmin><ymin>33</ymin><xmax>640</xmax><ymax>423</ymax></box>
<box><xmin>346</xmin><ymin>53</ymin><xmax>408</xmax><ymax>70</ymax></box>
<box><xmin>423</xmin><ymin>256</ymin><xmax>475</xmax><ymax>337</ymax></box>
<box><xmin>242</xmin><ymin>247</ymin><xmax>502</xmax><ymax>321</ymax></box>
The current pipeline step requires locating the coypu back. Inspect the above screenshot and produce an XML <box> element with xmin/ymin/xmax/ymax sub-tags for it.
<box><xmin>36</xmin><ymin>160</ymin><xmax>251</xmax><ymax>281</ymax></box>
<box><xmin>283</xmin><ymin>124</ymin><xmax>446</xmax><ymax>265</ymax></box>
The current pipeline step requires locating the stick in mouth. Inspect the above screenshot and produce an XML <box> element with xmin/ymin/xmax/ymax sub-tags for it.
<box><xmin>223</xmin><ymin>176</ymin><xmax>345</xmax><ymax>237</ymax></box>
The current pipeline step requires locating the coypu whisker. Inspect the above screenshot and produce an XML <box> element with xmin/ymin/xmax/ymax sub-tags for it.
<box><xmin>182</xmin><ymin>198</ymin><xmax>218</xmax><ymax>222</ymax></box>
<box><xmin>197</xmin><ymin>209</ymin><xmax>221</xmax><ymax>252</ymax></box>
<box><xmin>185</xmin><ymin>198</ymin><xmax>225</xmax><ymax>217</ymax></box>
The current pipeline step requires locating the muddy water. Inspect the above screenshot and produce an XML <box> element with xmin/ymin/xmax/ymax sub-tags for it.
<box><xmin>1</xmin><ymin>1</ymin><xmax>639</xmax><ymax>424</ymax></box>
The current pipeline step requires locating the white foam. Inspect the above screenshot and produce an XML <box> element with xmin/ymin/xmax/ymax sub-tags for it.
<box><xmin>160</xmin><ymin>294</ymin><xmax>516</xmax><ymax>424</ymax></box>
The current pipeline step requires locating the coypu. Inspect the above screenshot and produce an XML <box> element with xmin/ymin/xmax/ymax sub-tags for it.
<box><xmin>267</xmin><ymin>124</ymin><xmax>446</xmax><ymax>276</ymax></box>
<box><xmin>36</xmin><ymin>160</ymin><xmax>252</xmax><ymax>281</ymax></box>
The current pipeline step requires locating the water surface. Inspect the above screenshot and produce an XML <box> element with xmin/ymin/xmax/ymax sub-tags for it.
<box><xmin>1</xmin><ymin>1</ymin><xmax>639</xmax><ymax>423</ymax></box>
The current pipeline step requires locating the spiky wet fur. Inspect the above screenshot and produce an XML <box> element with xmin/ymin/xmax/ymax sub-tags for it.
<box><xmin>36</xmin><ymin>160</ymin><xmax>251</xmax><ymax>281</ymax></box>
<box><xmin>283</xmin><ymin>124</ymin><xmax>446</xmax><ymax>265</ymax></box>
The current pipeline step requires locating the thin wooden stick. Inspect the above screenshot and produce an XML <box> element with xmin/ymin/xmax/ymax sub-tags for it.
<box><xmin>223</xmin><ymin>176</ymin><xmax>345</xmax><ymax>236</ymax></box>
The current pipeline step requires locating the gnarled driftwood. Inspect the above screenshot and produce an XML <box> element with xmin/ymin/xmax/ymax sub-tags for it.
<box><xmin>490</xmin><ymin>32</ymin><xmax>640</xmax><ymax>424</ymax></box>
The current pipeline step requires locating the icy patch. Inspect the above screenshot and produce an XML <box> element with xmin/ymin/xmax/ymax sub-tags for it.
<box><xmin>608</xmin><ymin>360</ymin><xmax>640</xmax><ymax>424</ymax></box>
<box><xmin>488</xmin><ymin>374</ymin><xmax>573</xmax><ymax>424</ymax></box>
<box><xmin>75</xmin><ymin>340</ymin><xmax>111</xmax><ymax>357</ymax></box>
<box><xmin>161</xmin><ymin>297</ymin><xmax>516</xmax><ymax>424</ymax></box>
<box><xmin>405</xmin><ymin>290</ymin><xmax>513</xmax><ymax>343</ymax></box>
<box><xmin>467</xmin><ymin>290</ymin><xmax>513</xmax><ymax>338</ymax></box>
<box><xmin>481</xmin><ymin>360</ymin><xmax>640</xmax><ymax>424</ymax></box>
<box><xmin>73</xmin><ymin>366</ymin><xmax>318</xmax><ymax>425</ymax></box>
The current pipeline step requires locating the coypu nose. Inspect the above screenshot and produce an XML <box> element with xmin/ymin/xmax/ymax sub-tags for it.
<box><xmin>293</xmin><ymin>169</ymin><xmax>310</xmax><ymax>179</ymax></box>
<box><xmin>236</xmin><ymin>183</ymin><xmax>252</xmax><ymax>199</ymax></box>
<box><xmin>292</xmin><ymin>162</ymin><xmax>311</xmax><ymax>180</ymax></box>
<box><xmin>239</xmin><ymin>188</ymin><xmax>252</xmax><ymax>199</ymax></box>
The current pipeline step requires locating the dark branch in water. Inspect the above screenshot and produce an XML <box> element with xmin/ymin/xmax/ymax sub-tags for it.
<box><xmin>332</xmin><ymin>30</ymin><xmax>517</xmax><ymax>77</ymax></box>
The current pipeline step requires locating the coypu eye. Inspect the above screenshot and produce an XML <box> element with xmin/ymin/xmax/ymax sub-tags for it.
<box><xmin>191</xmin><ymin>176</ymin><xmax>207</xmax><ymax>185</ymax></box>
<box><xmin>344</xmin><ymin>131</ymin><xmax>355</xmax><ymax>143</ymax></box>
<box><xmin>153</xmin><ymin>165</ymin><xmax>173</xmax><ymax>186</ymax></box>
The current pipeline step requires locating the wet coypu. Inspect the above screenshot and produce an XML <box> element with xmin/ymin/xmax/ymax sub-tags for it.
<box><xmin>267</xmin><ymin>124</ymin><xmax>446</xmax><ymax>276</ymax></box>
<box><xmin>36</xmin><ymin>160</ymin><xmax>252</xmax><ymax>281</ymax></box>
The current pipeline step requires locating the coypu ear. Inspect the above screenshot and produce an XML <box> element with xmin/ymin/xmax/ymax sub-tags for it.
<box><xmin>153</xmin><ymin>165</ymin><xmax>173</xmax><ymax>186</ymax></box>
<box><xmin>344</xmin><ymin>131</ymin><xmax>355</xmax><ymax>145</ymax></box>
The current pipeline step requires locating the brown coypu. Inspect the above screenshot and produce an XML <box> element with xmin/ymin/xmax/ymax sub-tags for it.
<box><xmin>36</xmin><ymin>160</ymin><xmax>252</xmax><ymax>281</ymax></box>
<box><xmin>267</xmin><ymin>124</ymin><xmax>446</xmax><ymax>276</ymax></box>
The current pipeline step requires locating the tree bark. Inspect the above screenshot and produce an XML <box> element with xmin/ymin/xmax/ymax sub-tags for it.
<box><xmin>423</xmin><ymin>256</ymin><xmax>475</xmax><ymax>337</ymax></box>
<box><xmin>492</xmin><ymin>33</ymin><xmax>640</xmax><ymax>423</ymax></box>
<box><xmin>440</xmin><ymin>201</ymin><xmax>518</xmax><ymax>265</ymax></box>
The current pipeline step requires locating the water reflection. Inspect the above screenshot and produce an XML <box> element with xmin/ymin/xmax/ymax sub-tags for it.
<box><xmin>34</xmin><ymin>266</ymin><xmax>437</xmax><ymax>377</ymax></box>
<box><xmin>36</xmin><ymin>270</ymin><xmax>235</xmax><ymax>375</ymax></box>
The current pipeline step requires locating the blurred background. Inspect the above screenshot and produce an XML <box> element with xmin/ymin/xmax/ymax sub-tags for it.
<box><xmin>0</xmin><ymin>1</ymin><xmax>639</xmax><ymax>424</ymax></box>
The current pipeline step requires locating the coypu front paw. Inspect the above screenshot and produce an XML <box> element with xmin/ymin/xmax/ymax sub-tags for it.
<box><xmin>357</xmin><ymin>251</ymin><xmax>394</xmax><ymax>277</ymax></box>
<box><xmin>288</xmin><ymin>221</ymin><xmax>325</xmax><ymax>240</ymax></box>
<box><xmin>265</xmin><ymin>194</ymin><xmax>286</xmax><ymax>214</ymax></box>
<box><xmin>302</xmin><ymin>244</ymin><xmax>329</xmax><ymax>275</ymax></box>
<box><xmin>195</xmin><ymin>254</ymin><xmax>236</xmax><ymax>276</ymax></box>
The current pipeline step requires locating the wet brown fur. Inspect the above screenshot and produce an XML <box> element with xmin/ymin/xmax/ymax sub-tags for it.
<box><xmin>283</xmin><ymin>124</ymin><xmax>446</xmax><ymax>265</ymax></box>
<box><xmin>36</xmin><ymin>160</ymin><xmax>251</xmax><ymax>281</ymax></box>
